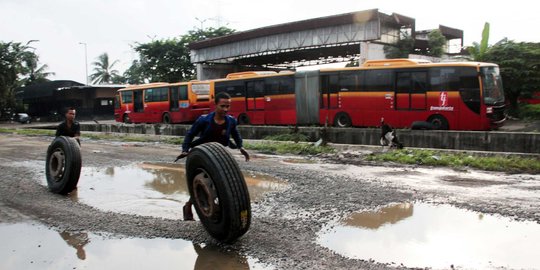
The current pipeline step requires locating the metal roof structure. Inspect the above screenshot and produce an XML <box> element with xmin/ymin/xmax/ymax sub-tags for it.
<box><xmin>189</xmin><ymin>9</ymin><xmax>416</xmax><ymax>68</ymax></box>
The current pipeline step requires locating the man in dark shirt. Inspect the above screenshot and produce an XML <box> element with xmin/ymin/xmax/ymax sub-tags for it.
<box><xmin>56</xmin><ymin>107</ymin><xmax>81</xmax><ymax>144</ymax></box>
<box><xmin>177</xmin><ymin>92</ymin><xmax>249</xmax><ymax>220</ymax></box>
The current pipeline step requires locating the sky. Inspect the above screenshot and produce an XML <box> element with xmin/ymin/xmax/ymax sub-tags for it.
<box><xmin>1</xmin><ymin>0</ymin><xmax>538</xmax><ymax>84</ymax></box>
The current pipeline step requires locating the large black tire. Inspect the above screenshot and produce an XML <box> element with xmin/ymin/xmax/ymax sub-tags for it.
<box><xmin>123</xmin><ymin>114</ymin><xmax>131</xmax><ymax>124</ymax></box>
<box><xmin>46</xmin><ymin>136</ymin><xmax>82</xmax><ymax>195</ymax></box>
<box><xmin>238</xmin><ymin>114</ymin><xmax>250</xmax><ymax>125</ymax></box>
<box><xmin>186</xmin><ymin>143</ymin><xmax>251</xmax><ymax>243</ymax></box>
<box><xmin>411</xmin><ymin>121</ymin><xmax>435</xmax><ymax>130</ymax></box>
<box><xmin>162</xmin><ymin>113</ymin><xmax>171</xmax><ymax>124</ymax></box>
<box><xmin>427</xmin><ymin>115</ymin><xmax>449</xmax><ymax>130</ymax></box>
<box><xmin>334</xmin><ymin>112</ymin><xmax>352</xmax><ymax>127</ymax></box>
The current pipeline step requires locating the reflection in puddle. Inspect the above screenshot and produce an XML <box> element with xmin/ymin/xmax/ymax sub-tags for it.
<box><xmin>0</xmin><ymin>222</ymin><xmax>270</xmax><ymax>270</ymax></box>
<box><xmin>318</xmin><ymin>202</ymin><xmax>540</xmax><ymax>269</ymax></box>
<box><xmin>74</xmin><ymin>163</ymin><xmax>287</xmax><ymax>219</ymax></box>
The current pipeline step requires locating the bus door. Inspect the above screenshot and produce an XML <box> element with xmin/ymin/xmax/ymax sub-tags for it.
<box><xmin>132</xmin><ymin>89</ymin><xmax>145</xmax><ymax>122</ymax></box>
<box><xmin>170</xmin><ymin>86</ymin><xmax>179</xmax><ymax>111</ymax></box>
<box><xmin>264</xmin><ymin>76</ymin><xmax>296</xmax><ymax>125</ymax></box>
<box><xmin>245</xmin><ymin>80</ymin><xmax>265</xmax><ymax>124</ymax></box>
<box><xmin>178</xmin><ymin>85</ymin><xmax>189</xmax><ymax>121</ymax></box>
<box><xmin>395</xmin><ymin>71</ymin><xmax>428</xmax><ymax>125</ymax></box>
<box><xmin>321</xmin><ymin>74</ymin><xmax>340</xmax><ymax>110</ymax></box>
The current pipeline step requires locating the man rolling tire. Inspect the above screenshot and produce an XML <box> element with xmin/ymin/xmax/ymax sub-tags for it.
<box><xmin>185</xmin><ymin>143</ymin><xmax>251</xmax><ymax>243</ymax></box>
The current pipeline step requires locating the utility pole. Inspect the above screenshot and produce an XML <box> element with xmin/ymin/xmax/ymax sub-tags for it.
<box><xmin>79</xmin><ymin>42</ymin><xmax>88</xmax><ymax>85</ymax></box>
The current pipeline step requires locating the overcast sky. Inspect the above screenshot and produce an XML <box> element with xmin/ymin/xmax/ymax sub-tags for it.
<box><xmin>1</xmin><ymin>0</ymin><xmax>537</xmax><ymax>83</ymax></box>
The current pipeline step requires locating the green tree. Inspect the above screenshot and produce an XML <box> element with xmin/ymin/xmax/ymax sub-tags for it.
<box><xmin>383</xmin><ymin>34</ymin><xmax>415</xmax><ymax>58</ymax></box>
<box><xmin>124</xmin><ymin>26</ymin><xmax>235</xmax><ymax>83</ymax></box>
<box><xmin>467</xmin><ymin>22</ymin><xmax>491</xmax><ymax>61</ymax></box>
<box><xmin>427</xmin><ymin>30</ymin><xmax>446</xmax><ymax>57</ymax></box>
<box><xmin>0</xmin><ymin>40</ymin><xmax>53</xmax><ymax>116</ymax></box>
<box><xmin>90</xmin><ymin>53</ymin><xmax>120</xmax><ymax>84</ymax></box>
<box><xmin>484</xmin><ymin>40</ymin><xmax>540</xmax><ymax>109</ymax></box>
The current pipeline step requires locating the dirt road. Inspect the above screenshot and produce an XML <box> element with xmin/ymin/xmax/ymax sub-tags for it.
<box><xmin>1</xmin><ymin>133</ymin><xmax>539</xmax><ymax>269</ymax></box>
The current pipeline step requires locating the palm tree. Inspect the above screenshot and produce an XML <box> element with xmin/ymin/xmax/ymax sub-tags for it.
<box><xmin>90</xmin><ymin>53</ymin><xmax>119</xmax><ymax>84</ymax></box>
<box><xmin>468</xmin><ymin>22</ymin><xmax>490</xmax><ymax>61</ymax></box>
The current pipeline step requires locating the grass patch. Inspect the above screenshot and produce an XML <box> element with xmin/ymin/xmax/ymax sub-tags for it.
<box><xmin>366</xmin><ymin>149</ymin><xmax>540</xmax><ymax>173</ymax></box>
<box><xmin>0</xmin><ymin>128</ymin><xmax>54</xmax><ymax>136</ymax></box>
<box><xmin>245</xmin><ymin>141</ymin><xmax>335</xmax><ymax>155</ymax></box>
<box><xmin>263</xmin><ymin>133</ymin><xmax>309</xmax><ymax>142</ymax></box>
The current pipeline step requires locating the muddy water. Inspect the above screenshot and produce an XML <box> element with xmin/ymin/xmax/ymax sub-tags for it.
<box><xmin>318</xmin><ymin>202</ymin><xmax>540</xmax><ymax>269</ymax></box>
<box><xmin>0</xmin><ymin>222</ymin><xmax>270</xmax><ymax>270</ymax></box>
<box><xmin>70</xmin><ymin>162</ymin><xmax>287</xmax><ymax>220</ymax></box>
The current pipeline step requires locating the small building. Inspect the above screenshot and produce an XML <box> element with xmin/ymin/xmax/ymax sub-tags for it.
<box><xmin>17</xmin><ymin>80</ymin><xmax>124</xmax><ymax>120</ymax></box>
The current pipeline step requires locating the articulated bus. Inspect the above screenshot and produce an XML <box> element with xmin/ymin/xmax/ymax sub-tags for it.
<box><xmin>211</xmin><ymin>59</ymin><xmax>506</xmax><ymax>130</ymax></box>
<box><xmin>114</xmin><ymin>81</ymin><xmax>210</xmax><ymax>124</ymax></box>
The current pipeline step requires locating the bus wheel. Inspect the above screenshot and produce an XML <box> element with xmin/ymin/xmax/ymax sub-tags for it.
<box><xmin>428</xmin><ymin>115</ymin><xmax>449</xmax><ymax>130</ymax></box>
<box><xmin>334</xmin><ymin>112</ymin><xmax>352</xmax><ymax>127</ymax></box>
<box><xmin>45</xmin><ymin>136</ymin><xmax>81</xmax><ymax>195</ymax></box>
<box><xmin>162</xmin><ymin>113</ymin><xmax>171</xmax><ymax>124</ymax></box>
<box><xmin>123</xmin><ymin>114</ymin><xmax>131</xmax><ymax>124</ymax></box>
<box><xmin>186</xmin><ymin>143</ymin><xmax>251</xmax><ymax>243</ymax></box>
<box><xmin>238</xmin><ymin>114</ymin><xmax>250</xmax><ymax>125</ymax></box>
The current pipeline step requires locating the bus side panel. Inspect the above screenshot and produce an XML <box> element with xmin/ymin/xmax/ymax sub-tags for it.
<box><xmin>295</xmin><ymin>70</ymin><xmax>319</xmax><ymax>125</ymax></box>
<box><xmin>265</xmin><ymin>94</ymin><xmax>296</xmax><ymax>125</ymax></box>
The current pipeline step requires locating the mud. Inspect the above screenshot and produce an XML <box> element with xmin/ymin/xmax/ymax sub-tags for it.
<box><xmin>1</xmin><ymin>133</ymin><xmax>539</xmax><ymax>269</ymax></box>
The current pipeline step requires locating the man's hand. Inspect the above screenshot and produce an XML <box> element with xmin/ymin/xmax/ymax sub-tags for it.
<box><xmin>174</xmin><ymin>152</ymin><xmax>189</xmax><ymax>162</ymax></box>
<box><xmin>240</xmin><ymin>148</ymin><xmax>250</xmax><ymax>162</ymax></box>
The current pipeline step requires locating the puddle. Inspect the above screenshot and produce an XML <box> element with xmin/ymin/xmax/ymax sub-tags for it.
<box><xmin>72</xmin><ymin>163</ymin><xmax>287</xmax><ymax>220</ymax></box>
<box><xmin>0</xmin><ymin>222</ymin><xmax>270</xmax><ymax>270</ymax></box>
<box><xmin>318</xmin><ymin>202</ymin><xmax>540</xmax><ymax>269</ymax></box>
<box><xmin>440</xmin><ymin>175</ymin><xmax>509</xmax><ymax>187</ymax></box>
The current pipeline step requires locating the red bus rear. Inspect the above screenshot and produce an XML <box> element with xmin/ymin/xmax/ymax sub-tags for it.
<box><xmin>114</xmin><ymin>81</ymin><xmax>210</xmax><ymax>124</ymax></box>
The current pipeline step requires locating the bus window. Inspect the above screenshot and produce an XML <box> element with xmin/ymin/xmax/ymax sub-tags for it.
<box><xmin>145</xmin><ymin>88</ymin><xmax>168</xmax><ymax>102</ymax></box>
<box><xmin>179</xmin><ymin>85</ymin><xmax>188</xmax><ymax>100</ymax></box>
<box><xmin>121</xmin><ymin>91</ymin><xmax>133</xmax><ymax>104</ymax></box>
<box><xmin>365</xmin><ymin>69</ymin><xmax>392</xmax><ymax>91</ymax></box>
<box><xmin>481</xmin><ymin>66</ymin><xmax>504</xmax><ymax>105</ymax></box>
<box><xmin>339</xmin><ymin>71</ymin><xmax>360</xmax><ymax>92</ymax></box>
<box><xmin>279</xmin><ymin>76</ymin><xmax>294</xmax><ymax>94</ymax></box>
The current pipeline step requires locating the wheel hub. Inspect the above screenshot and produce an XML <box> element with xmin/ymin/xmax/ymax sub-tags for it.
<box><xmin>192</xmin><ymin>171</ymin><xmax>220</xmax><ymax>219</ymax></box>
<box><xmin>49</xmin><ymin>148</ymin><xmax>65</xmax><ymax>181</ymax></box>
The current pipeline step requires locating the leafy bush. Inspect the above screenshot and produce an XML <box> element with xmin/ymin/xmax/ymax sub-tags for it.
<box><xmin>518</xmin><ymin>103</ymin><xmax>540</xmax><ymax>120</ymax></box>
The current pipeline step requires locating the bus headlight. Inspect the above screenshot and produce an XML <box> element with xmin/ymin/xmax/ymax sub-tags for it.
<box><xmin>486</xmin><ymin>107</ymin><xmax>493</xmax><ymax>114</ymax></box>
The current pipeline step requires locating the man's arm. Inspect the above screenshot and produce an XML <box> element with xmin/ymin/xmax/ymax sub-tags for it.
<box><xmin>181</xmin><ymin>117</ymin><xmax>204</xmax><ymax>152</ymax></box>
<box><xmin>229</xmin><ymin>119</ymin><xmax>243</xmax><ymax>149</ymax></box>
<box><xmin>229</xmin><ymin>118</ymin><xmax>249</xmax><ymax>161</ymax></box>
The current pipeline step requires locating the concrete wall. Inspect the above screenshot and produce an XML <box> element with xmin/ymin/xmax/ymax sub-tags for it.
<box><xmin>81</xmin><ymin>123</ymin><xmax>540</xmax><ymax>154</ymax></box>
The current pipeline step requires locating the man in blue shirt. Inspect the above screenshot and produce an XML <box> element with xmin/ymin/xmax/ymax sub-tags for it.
<box><xmin>55</xmin><ymin>107</ymin><xmax>81</xmax><ymax>145</ymax></box>
<box><xmin>178</xmin><ymin>92</ymin><xmax>249</xmax><ymax>220</ymax></box>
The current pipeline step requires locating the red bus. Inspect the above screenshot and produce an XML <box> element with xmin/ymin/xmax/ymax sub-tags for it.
<box><xmin>114</xmin><ymin>81</ymin><xmax>210</xmax><ymax>124</ymax></box>
<box><xmin>211</xmin><ymin>59</ymin><xmax>506</xmax><ymax>130</ymax></box>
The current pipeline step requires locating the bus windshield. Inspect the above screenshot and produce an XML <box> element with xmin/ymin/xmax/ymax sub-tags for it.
<box><xmin>481</xmin><ymin>66</ymin><xmax>505</xmax><ymax>105</ymax></box>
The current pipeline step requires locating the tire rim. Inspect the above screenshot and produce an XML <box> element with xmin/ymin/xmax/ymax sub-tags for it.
<box><xmin>431</xmin><ymin>118</ymin><xmax>442</xmax><ymax>129</ymax></box>
<box><xmin>337</xmin><ymin>115</ymin><xmax>348</xmax><ymax>127</ymax></box>
<box><xmin>192</xmin><ymin>170</ymin><xmax>220</xmax><ymax>220</ymax></box>
<box><xmin>49</xmin><ymin>148</ymin><xmax>65</xmax><ymax>181</ymax></box>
